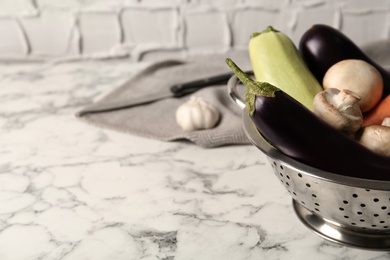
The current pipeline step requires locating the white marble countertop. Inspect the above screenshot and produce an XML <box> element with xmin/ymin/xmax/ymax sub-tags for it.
<box><xmin>1</xmin><ymin>59</ymin><xmax>390</xmax><ymax>260</ymax></box>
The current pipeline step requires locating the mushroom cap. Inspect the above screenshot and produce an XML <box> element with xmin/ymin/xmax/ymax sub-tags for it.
<box><xmin>323</xmin><ymin>59</ymin><xmax>383</xmax><ymax>112</ymax></box>
<box><xmin>359</xmin><ymin>125</ymin><xmax>390</xmax><ymax>157</ymax></box>
<box><xmin>313</xmin><ymin>88</ymin><xmax>363</xmax><ymax>134</ymax></box>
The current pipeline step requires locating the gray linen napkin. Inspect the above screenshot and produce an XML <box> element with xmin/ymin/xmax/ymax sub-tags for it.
<box><xmin>76</xmin><ymin>52</ymin><xmax>252</xmax><ymax>148</ymax></box>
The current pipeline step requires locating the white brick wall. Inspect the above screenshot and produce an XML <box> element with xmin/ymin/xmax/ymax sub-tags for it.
<box><xmin>0</xmin><ymin>0</ymin><xmax>389</xmax><ymax>61</ymax></box>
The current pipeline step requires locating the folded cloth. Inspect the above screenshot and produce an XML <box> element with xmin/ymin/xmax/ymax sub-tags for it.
<box><xmin>76</xmin><ymin>52</ymin><xmax>253</xmax><ymax>148</ymax></box>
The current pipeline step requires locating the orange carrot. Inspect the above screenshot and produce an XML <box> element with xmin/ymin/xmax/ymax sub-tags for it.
<box><xmin>363</xmin><ymin>95</ymin><xmax>390</xmax><ymax>126</ymax></box>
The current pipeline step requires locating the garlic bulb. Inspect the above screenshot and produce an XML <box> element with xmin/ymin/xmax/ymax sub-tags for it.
<box><xmin>176</xmin><ymin>96</ymin><xmax>220</xmax><ymax>131</ymax></box>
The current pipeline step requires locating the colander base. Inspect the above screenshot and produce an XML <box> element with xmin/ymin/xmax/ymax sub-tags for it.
<box><xmin>293</xmin><ymin>200</ymin><xmax>390</xmax><ymax>250</ymax></box>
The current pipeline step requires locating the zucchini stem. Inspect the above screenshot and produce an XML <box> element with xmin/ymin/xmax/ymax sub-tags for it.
<box><xmin>225</xmin><ymin>58</ymin><xmax>280</xmax><ymax>115</ymax></box>
<box><xmin>251</xmin><ymin>26</ymin><xmax>278</xmax><ymax>39</ymax></box>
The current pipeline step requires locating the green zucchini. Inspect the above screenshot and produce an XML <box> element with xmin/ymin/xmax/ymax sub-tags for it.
<box><xmin>249</xmin><ymin>26</ymin><xmax>323</xmax><ymax>110</ymax></box>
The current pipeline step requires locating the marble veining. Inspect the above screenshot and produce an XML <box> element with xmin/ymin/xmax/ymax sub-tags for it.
<box><xmin>1</xmin><ymin>59</ymin><xmax>390</xmax><ymax>260</ymax></box>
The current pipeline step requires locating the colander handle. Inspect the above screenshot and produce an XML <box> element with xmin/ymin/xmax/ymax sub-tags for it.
<box><xmin>227</xmin><ymin>74</ymin><xmax>246</xmax><ymax>109</ymax></box>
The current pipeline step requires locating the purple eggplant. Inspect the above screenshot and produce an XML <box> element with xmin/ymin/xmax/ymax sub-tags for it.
<box><xmin>226</xmin><ymin>58</ymin><xmax>390</xmax><ymax>181</ymax></box>
<box><xmin>299</xmin><ymin>24</ymin><xmax>390</xmax><ymax>98</ymax></box>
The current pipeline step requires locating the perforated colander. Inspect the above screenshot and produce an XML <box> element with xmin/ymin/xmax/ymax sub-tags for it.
<box><xmin>228</xmin><ymin>75</ymin><xmax>390</xmax><ymax>250</ymax></box>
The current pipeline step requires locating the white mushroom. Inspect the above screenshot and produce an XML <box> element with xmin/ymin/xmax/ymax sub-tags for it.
<box><xmin>322</xmin><ymin>59</ymin><xmax>383</xmax><ymax>112</ymax></box>
<box><xmin>313</xmin><ymin>88</ymin><xmax>363</xmax><ymax>135</ymax></box>
<box><xmin>358</xmin><ymin>117</ymin><xmax>390</xmax><ymax>157</ymax></box>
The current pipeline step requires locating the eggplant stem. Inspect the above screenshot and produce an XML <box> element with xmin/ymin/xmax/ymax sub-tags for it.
<box><xmin>225</xmin><ymin>58</ymin><xmax>254</xmax><ymax>86</ymax></box>
<box><xmin>225</xmin><ymin>58</ymin><xmax>280</xmax><ymax>115</ymax></box>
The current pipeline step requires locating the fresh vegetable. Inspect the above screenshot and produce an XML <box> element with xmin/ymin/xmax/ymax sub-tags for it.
<box><xmin>322</xmin><ymin>59</ymin><xmax>383</xmax><ymax>112</ymax></box>
<box><xmin>358</xmin><ymin>118</ymin><xmax>390</xmax><ymax>157</ymax></box>
<box><xmin>249</xmin><ymin>26</ymin><xmax>322</xmax><ymax>110</ymax></box>
<box><xmin>176</xmin><ymin>96</ymin><xmax>220</xmax><ymax>131</ymax></box>
<box><xmin>299</xmin><ymin>24</ymin><xmax>390</xmax><ymax>98</ymax></box>
<box><xmin>226</xmin><ymin>58</ymin><xmax>390</xmax><ymax>181</ymax></box>
<box><xmin>363</xmin><ymin>95</ymin><xmax>390</xmax><ymax>126</ymax></box>
<box><xmin>313</xmin><ymin>88</ymin><xmax>362</xmax><ymax>135</ymax></box>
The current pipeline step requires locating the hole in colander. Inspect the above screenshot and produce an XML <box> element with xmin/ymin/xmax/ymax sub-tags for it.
<box><xmin>357</xmin><ymin>211</ymin><xmax>363</xmax><ymax>215</ymax></box>
<box><xmin>382</xmin><ymin>206</ymin><xmax>387</xmax><ymax>210</ymax></box>
<box><xmin>372</xmin><ymin>225</ymin><xmax>377</xmax><ymax>227</ymax></box>
<box><xmin>384</xmin><ymin>226</ymin><xmax>389</xmax><ymax>228</ymax></box>
<box><xmin>352</xmin><ymin>194</ymin><xmax>358</xmax><ymax>198</ymax></box>
<box><xmin>280</xmin><ymin>173</ymin><xmax>283</xmax><ymax>177</ymax></box>
<box><xmin>366</xmin><ymin>189</ymin><xmax>370</xmax><ymax>192</ymax></box>
<box><xmin>361</xmin><ymin>203</ymin><xmax>366</xmax><ymax>207</ymax></box>
<box><xmin>293</xmin><ymin>192</ymin><xmax>297</xmax><ymax>196</ymax></box>
<box><xmin>374</xmin><ymin>214</ymin><xmax>379</xmax><ymax>217</ymax></box>
<box><xmin>286</xmin><ymin>175</ymin><xmax>290</xmax><ymax>179</ymax></box>
<box><xmin>344</xmin><ymin>215</ymin><xmax>349</xmax><ymax>219</ymax></box>
<box><xmin>374</xmin><ymin>198</ymin><xmax>379</xmax><ymax>202</ymax></box>
<box><xmin>315</xmin><ymin>208</ymin><xmax>319</xmax><ymax>211</ymax></box>
<box><xmin>315</xmin><ymin>203</ymin><xmax>320</xmax><ymax>206</ymax></box>
<box><xmin>306</xmin><ymin>183</ymin><xmax>311</xmax><ymax>188</ymax></box>
<box><xmin>301</xmin><ymin>201</ymin><xmax>305</xmax><ymax>205</ymax></box>
<box><xmin>280</xmin><ymin>165</ymin><xmax>284</xmax><ymax>170</ymax></box>
<box><xmin>351</xmin><ymin>222</ymin><xmax>356</xmax><ymax>225</ymax></box>
<box><xmin>380</xmin><ymin>221</ymin><xmax>385</xmax><ymax>224</ymax></box>
<box><xmin>339</xmin><ymin>207</ymin><xmax>344</xmax><ymax>211</ymax></box>
<box><xmin>360</xmin><ymin>219</ymin><xmax>365</xmax><ymax>222</ymax></box>
<box><xmin>312</xmin><ymin>194</ymin><xmax>317</xmax><ymax>198</ymax></box>
<box><xmin>343</xmin><ymin>200</ymin><xmax>349</xmax><ymax>204</ymax></box>
<box><xmin>298</xmin><ymin>173</ymin><xmax>302</xmax><ymax>178</ymax></box>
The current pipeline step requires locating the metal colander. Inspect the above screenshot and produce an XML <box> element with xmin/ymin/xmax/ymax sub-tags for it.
<box><xmin>228</xmin><ymin>75</ymin><xmax>390</xmax><ymax>250</ymax></box>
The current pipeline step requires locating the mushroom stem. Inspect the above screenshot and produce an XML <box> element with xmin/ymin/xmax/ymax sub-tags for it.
<box><xmin>313</xmin><ymin>88</ymin><xmax>363</xmax><ymax>135</ymax></box>
<box><xmin>329</xmin><ymin>89</ymin><xmax>361</xmax><ymax>112</ymax></box>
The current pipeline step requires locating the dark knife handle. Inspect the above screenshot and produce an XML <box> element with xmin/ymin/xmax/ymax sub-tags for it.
<box><xmin>170</xmin><ymin>72</ymin><xmax>236</xmax><ymax>97</ymax></box>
